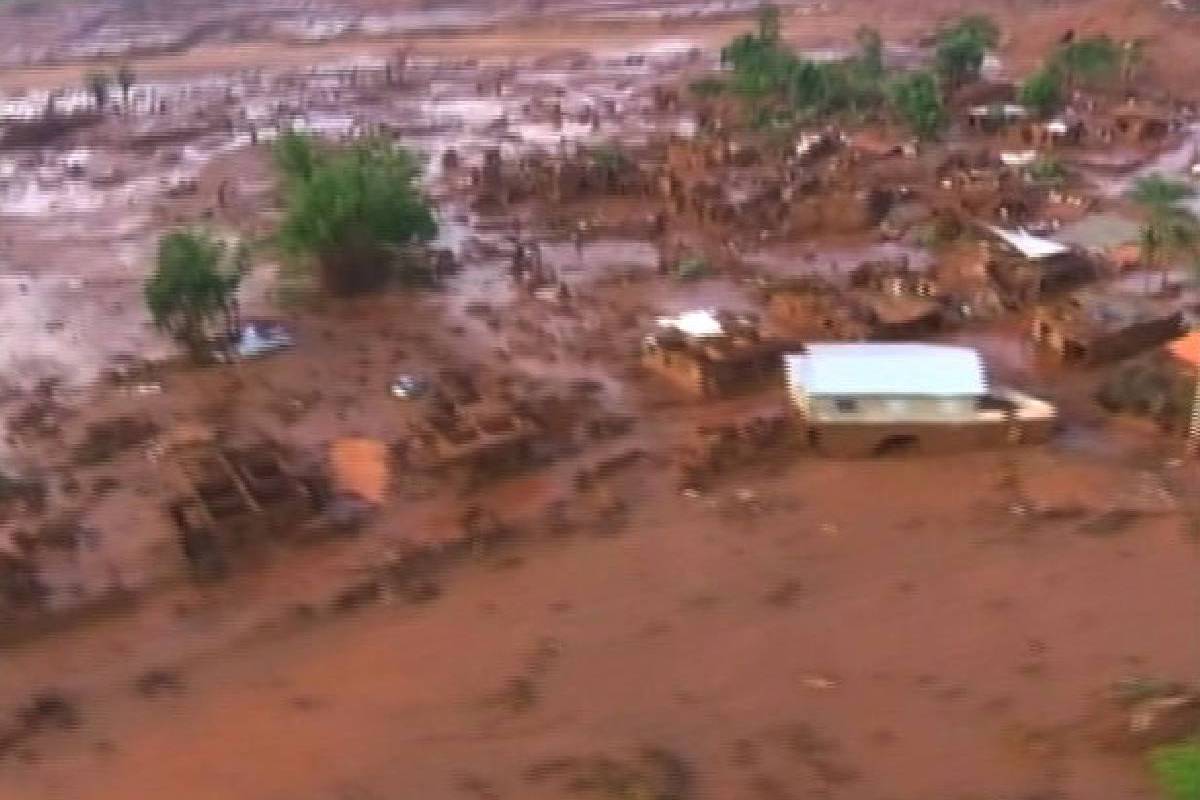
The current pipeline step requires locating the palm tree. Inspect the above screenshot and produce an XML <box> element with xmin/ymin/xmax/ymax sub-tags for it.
<box><xmin>756</xmin><ymin>2</ymin><xmax>781</xmax><ymax>44</ymax></box>
<box><xmin>1130</xmin><ymin>173</ymin><xmax>1196</xmax><ymax>208</ymax></box>
<box><xmin>1120</xmin><ymin>38</ymin><xmax>1146</xmax><ymax>93</ymax></box>
<box><xmin>854</xmin><ymin>25</ymin><xmax>883</xmax><ymax>80</ymax></box>
<box><xmin>115</xmin><ymin>63</ymin><xmax>136</xmax><ymax>107</ymax></box>
<box><xmin>85</xmin><ymin>70</ymin><xmax>110</xmax><ymax>111</ymax></box>
<box><xmin>1139</xmin><ymin>208</ymin><xmax>1200</xmax><ymax>292</ymax></box>
<box><xmin>1129</xmin><ymin>174</ymin><xmax>1200</xmax><ymax>292</ymax></box>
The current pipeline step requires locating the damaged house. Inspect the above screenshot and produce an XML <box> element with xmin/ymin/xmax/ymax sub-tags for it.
<box><xmin>403</xmin><ymin>372</ymin><xmax>541</xmax><ymax>477</ymax></box>
<box><xmin>1051</xmin><ymin>212</ymin><xmax>1142</xmax><ymax>269</ymax></box>
<box><xmin>641</xmin><ymin>310</ymin><xmax>796</xmax><ymax>397</ymax></box>
<box><xmin>964</xmin><ymin>102</ymin><xmax>1029</xmax><ymax>135</ymax></box>
<box><xmin>1019</xmin><ymin>100</ymin><xmax>1174</xmax><ymax>150</ymax></box>
<box><xmin>765</xmin><ymin>278</ymin><xmax>871</xmax><ymax>341</ymax></box>
<box><xmin>785</xmin><ymin>343</ymin><xmax>1056</xmax><ymax>456</ymax></box>
<box><xmin>164</xmin><ymin>435</ymin><xmax>313</xmax><ymax>575</ymax></box>
<box><xmin>1090</xmin><ymin>101</ymin><xmax>1174</xmax><ymax>146</ymax></box>
<box><xmin>984</xmin><ymin>225</ymin><xmax>1095</xmax><ymax>305</ymax></box>
<box><xmin>765</xmin><ymin>267</ymin><xmax>946</xmax><ymax>342</ymax></box>
<box><xmin>1032</xmin><ymin>289</ymin><xmax>1186</xmax><ymax>363</ymax></box>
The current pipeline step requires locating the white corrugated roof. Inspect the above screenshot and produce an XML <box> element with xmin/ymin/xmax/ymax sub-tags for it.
<box><xmin>656</xmin><ymin>309</ymin><xmax>724</xmax><ymax>338</ymax></box>
<box><xmin>987</xmin><ymin>226</ymin><xmax>1071</xmax><ymax>260</ymax></box>
<box><xmin>999</xmin><ymin>149</ymin><xmax>1037</xmax><ymax>167</ymax></box>
<box><xmin>785</xmin><ymin>344</ymin><xmax>988</xmax><ymax>396</ymax></box>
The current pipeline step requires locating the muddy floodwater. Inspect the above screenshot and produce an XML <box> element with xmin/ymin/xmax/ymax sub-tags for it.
<box><xmin>0</xmin><ymin>37</ymin><xmax>711</xmax><ymax>389</ymax></box>
<box><xmin>2</xmin><ymin>2</ymin><xmax>1200</xmax><ymax>800</ymax></box>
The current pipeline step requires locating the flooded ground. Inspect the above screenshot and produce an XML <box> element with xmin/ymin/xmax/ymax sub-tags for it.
<box><xmin>0</xmin><ymin>37</ymin><xmax>712</xmax><ymax>389</ymax></box>
<box><xmin>1</xmin><ymin>1</ymin><xmax>1199</xmax><ymax>799</ymax></box>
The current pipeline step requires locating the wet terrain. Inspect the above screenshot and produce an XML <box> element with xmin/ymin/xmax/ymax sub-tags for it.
<box><xmin>0</xmin><ymin>1</ymin><xmax>1198</xmax><ymax>799</ymax></box>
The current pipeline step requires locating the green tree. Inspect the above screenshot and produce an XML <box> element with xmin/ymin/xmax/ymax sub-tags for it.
<box><xmin>756</xmin><ymin>2</ymin><xmax>781</xmax><ymax>44</ymax></box>
<box><xmin>934</xmin><ymin>15</ymin><xmax>1000</xmax><ymax>89</ymax></box>
<box><xmin>590</xmin><ymin>142</ymin><xmax>632</xmax><ymax>188</ymax></box>
<box><xmin>1029</xmin><ymin>156</ymin><xmax>1066</xmax><ymax>183</ymax></box>
<box><xmin>889</xmin><ymin>70</ymin><xmax>946</xmax><ymax>139</ymax></box>
<box><xmin>854</xmin><ymin>25</ymin><xmax>884</xmax><ymax>80</ymax></box>
<box><xmin>935</xmin><ymin>31</ymin><xmax>986</xmax><ymax>89</ymax></box>
<box><xmin>144</xmin><ymin>230</ymin><xmax>243</xmax><ymax>360</ymax></box>
<box><xmin>274</xmin><ymin>130</ymin><xmax>319</xmax><ymax>183</ymax></box>
<box><xmin>115</xmin><ymin>63</ymin><xmax>136</xmax><ymax>106</ymax></box>
<box><xmin>718</xmin><ymin>12</ymin><xmax>886</xmax><ymax>120</ymax></box>
<box><xmin>1053</xmin><ymin>35</ymin><xmax>1120</xmax><ymax>90</ymax></box>
<box><xmin>85</xmin><ymin>70</ymin><xmax>110</xmax><ymax>110</ymax></box>
<box><xmin>956</xmin><ymin>14</ymin><xmax>1001</xmax><ymax>48</ymax></box>
<box><xmin>1129</xmin><ymin>174</ymin><xmax>1200</xmax><ymax>291</ymax></box>
<box><xmin>688</xmin><ymin>77</ymin><xmax>726</xmax><ymax>97</ymax></box>
<box><xmin>1119</xmin><ymin>38</ymin><xmax>1146</xmax><ymax>91</ymax></box>
<box><xmin>1130</xmin><ymin>174</ymin><xmax>1196</xmax><ymax>208</ymax></box>
<box><xmin>1019</xmin><ymin>67</ymin><xmax>1063</xmax><ymax>118</ymax></box>
<box><xmin>275</xmin><ymin>135</ymin><xmax>438</xmax><ymax>295</ymax></box>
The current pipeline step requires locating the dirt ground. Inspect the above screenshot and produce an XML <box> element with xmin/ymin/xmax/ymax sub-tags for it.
<box><xmin>1</xmin><ymin>0</ymin><xmax>1200</xmax><ymax>798</ymax></box>
<box><xmin>1</xmin><ymin>435</ymin><xmax>1198</xmax><ymax>800</ymax></box>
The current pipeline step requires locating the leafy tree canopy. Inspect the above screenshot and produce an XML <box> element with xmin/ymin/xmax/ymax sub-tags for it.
<box><xmin>144</xmin><ymin>230</ymin><xmax>242</xmax><ymax>358</ymax></box>
<box><xmin>934</xmin><ymin>14</ymin><xmax>1000</xmax><ymax>89</ymax></box>
<box><xmin>1019</xmin><ymin>67</ymin><xmax>1064</xmax><ymax>118</ymax></box>
<box><xmin>1053</xmin><ymin>34</ymin><xmax>1120</xmax><ymax>87</ymax></box>
<box><xmin>1129</xmin><ymin>173</ymin><xmax>1197</xmax><ymax>209</ymax></box>
<box><xmin>274</xmin><ymin>133</ymin><xmax>438</xmax><ymax>295</ymax></box>
<box><xmin>889</xmin><ymin>70</ymin><xmax>947</xmax><ymax>139</ymax></box>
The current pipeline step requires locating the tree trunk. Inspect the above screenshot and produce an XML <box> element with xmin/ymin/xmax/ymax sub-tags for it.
<box><xmin>319</xmin><ymin>242</ymin><xmax>390</xmax><ymax>296</ymax></box>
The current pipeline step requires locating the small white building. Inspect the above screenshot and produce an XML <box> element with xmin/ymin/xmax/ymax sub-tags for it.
<box><xmin>784</xmin><ymin>343</ymin><xmax>1055</xmax><ymax>455</ymax></box>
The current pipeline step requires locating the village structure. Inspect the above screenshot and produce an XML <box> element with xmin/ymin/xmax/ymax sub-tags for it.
<box><xmin>1</xmin><ymin>1</ymin><xmax>1200</xmax><ymax>798</ymax></box>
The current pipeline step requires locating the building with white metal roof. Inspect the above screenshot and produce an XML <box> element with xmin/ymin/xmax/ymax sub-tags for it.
<box><xmin>783</xmin><ymin>343</ymin><xmax>1055</xmax><ymax>455</ymax></box>
<box><xmin>785</xmin><ymin>344</ymin><xmax>987</xmax><ymax>398</ymax></box>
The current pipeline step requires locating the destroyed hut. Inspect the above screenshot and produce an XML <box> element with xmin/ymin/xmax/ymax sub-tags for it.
<box><xmin>641</xmin><ymin>310</ymin><xmax>795</xmax><ymax>397</ymax></box>
<box><xmin>1032</xmin><ymin>289</ymin><xmax>1186</xmax><ymax>364</ymax></box>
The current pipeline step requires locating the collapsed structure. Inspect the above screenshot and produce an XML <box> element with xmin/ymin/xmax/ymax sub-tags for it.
<box><xmin>402</xmin><ymin>371</ymin><xmax>541</xmax><ymax>477</ymax></box>
<box><xmin>983</xmin><ymin>225</ymin><xmax>1095</xmax><ymax>305</ymax></box>
<box><xmin>640</xmin><ymin>309</ymin><xmax>796</xmax><ymax>397</ymax></box>
<box><xmin>1032</xmin><ymin>289</ymin><xmax>1186</xmax><ymax>363</ymax></box>
<box><xmin>164</xmin><ymin>433</ymin><xmax>313</xmax><ymax>574</ymax></box>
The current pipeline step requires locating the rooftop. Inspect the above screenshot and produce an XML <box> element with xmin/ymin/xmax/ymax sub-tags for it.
<box><xmin>1168</xmin><ymin>330</ymin><xmax>1200</xmax><ymax>368</ymax></box>
<box><xmin>785</xmin><ymin>343</ymin><xmax>988</xmax><ymax>397</ymax></box>
<box><xmin>656</xmin><ymin>309</ymin><xmax>725</xmax><ymax>339</ymax></box>
<box><xmin>987</xmin><ymin>226</ymin><xmax>1071</xmax><ymax>261</ymax></box>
